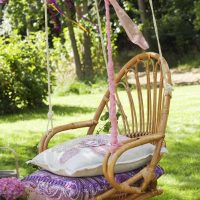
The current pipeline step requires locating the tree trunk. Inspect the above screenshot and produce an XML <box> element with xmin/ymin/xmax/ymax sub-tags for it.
<box><xmin>137</xmin><ymin>0</ymin><xmax>149</xmax><ymax>41</ymax></box>
<box><xmin>82</xmin><ymin>1</ymin><xmax>93</xmax><ymax>80</ymax></box>
<box><xmin>0</xmin><ymin>5</ymin><xmax>3</xmax><ymax>25</ymax></box>
<box><xmin>65</xmin><ymin>1</ymin><xmax>83</xmax><ymax>80</ymax></box>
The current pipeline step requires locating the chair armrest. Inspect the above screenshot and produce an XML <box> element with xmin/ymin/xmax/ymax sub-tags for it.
<box><xmin>49</xmin><ymin>119</ymin><xmax>98</xmax><ymax>136</ymax></box>
<box><xmin>39</xmin><ymin>119</ymin><xmax>98</xmax><ymax>152</ymax></box>
<box><xmin>102</xmin><ymin>134</ymin><xmax>164</xmax><ymax>194</ymax></box>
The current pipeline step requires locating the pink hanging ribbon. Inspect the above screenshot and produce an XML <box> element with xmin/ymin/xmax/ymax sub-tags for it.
<box><xmin>105</xmin><ymin>0</ymin><xmax>149</xmax><ymax>153</ymax></box>
<box><xmin>105</xmin><ymin>0</ymin><xmax>121</xmax><ymax>153</ymax></box>
<box><xmin>110</xmin><ymin>0</ymin><xmax>149</xmax><ymax>50</ymax></box>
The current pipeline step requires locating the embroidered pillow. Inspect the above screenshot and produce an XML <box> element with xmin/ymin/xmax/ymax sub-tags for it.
<box><xmin>27</xmin><ymin>134</ymin><xmax>167</xmax><ymax>177</ymax></box>
<box><xmin>23</xmin><ymin>166</ymin><xmax>164</xmax><ymax>200</ymax></box>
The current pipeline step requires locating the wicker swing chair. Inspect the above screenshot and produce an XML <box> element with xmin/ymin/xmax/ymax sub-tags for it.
<box><xmin>39</xmin><ymin>51</ymin><xmax>172</xmax><ymax>200</ymax></box>
<box><xmin>22</xmin><ymin>1</ymin><xmax>173</xmax><ymax>199</ymax></box>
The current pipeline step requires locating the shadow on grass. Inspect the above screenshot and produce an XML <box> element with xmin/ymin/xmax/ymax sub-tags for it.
<box><xmin>0</xmin><ymin>105</ymin><xmax>95</xmax><ymax>123</ymax></box>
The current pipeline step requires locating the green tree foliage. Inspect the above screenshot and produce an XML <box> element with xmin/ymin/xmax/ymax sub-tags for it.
<box><xmin>0</xmin><ymin>32</ymin><xmax>48</xmax><ymax>114</ymax></box>
<box><xmin>194</xmin><ymin>0</ymin><xmax>200</xmax><ymax>30</ymax></box>
<box><xmin>145</xmin><ymin>0</ymin><xmax>200</xmax><ymax>53</ymax></box>
<box><xmin>114</xmin><ymin>0</ymin><xmax>200</xmax><ymax>63</ymax></box>
<box><xmin>5</xmin><ymin>0</ymin><xmax>43</xmax><ymax>35</ymax></box>
<box><xmin>0</xmin><ymin>0</ymin><xmax>199</xmax><ymax>116</ymax></box>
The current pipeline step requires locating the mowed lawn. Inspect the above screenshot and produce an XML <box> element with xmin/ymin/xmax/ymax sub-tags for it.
<box><xmin>0</xmin><ymin>85</ymin><xmax>200</xmax><ymax>200</ymax></box>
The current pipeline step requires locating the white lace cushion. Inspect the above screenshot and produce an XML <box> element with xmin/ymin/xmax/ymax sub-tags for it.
<box><xmin>27</xmin><ymin>134</ymin><xmax>167</xmax><ymax>177</ymax></box>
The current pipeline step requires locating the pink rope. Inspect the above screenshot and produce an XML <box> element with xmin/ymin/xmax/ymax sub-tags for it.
<box><xmin>105</xmin><ymin>0</ymin><xmax>120</xmax><ymax>153</ymax></box>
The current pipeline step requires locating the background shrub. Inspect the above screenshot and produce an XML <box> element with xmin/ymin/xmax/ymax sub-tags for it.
<box><xmin>0</xmin><ymin>32</ymin><xmax>49</xmax><ymax>114</ymax></box>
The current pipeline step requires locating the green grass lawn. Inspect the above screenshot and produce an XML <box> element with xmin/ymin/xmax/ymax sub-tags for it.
<box><xmin>0</xmin><ymin>85</ymin><xmax>200</xmax><ymax>200</ymax></box>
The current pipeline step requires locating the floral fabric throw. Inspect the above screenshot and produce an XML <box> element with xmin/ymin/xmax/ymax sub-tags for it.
<box><xmin>23</xmin><ymin>166</ymin><xmax>164</xmax><ymax>200</ymax></box>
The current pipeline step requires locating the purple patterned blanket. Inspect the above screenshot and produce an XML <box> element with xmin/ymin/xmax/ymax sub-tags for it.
<box><xmin>22</xmin><ymin>166</ymin><xmax>164</xmax><ymax>200</ymax></box>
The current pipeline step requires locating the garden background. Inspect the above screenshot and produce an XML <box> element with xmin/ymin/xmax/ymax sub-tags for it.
<box><xmin>0</xmin><ymin>0</ymin><xmax>200</xmax><ymax>199</ymax></box>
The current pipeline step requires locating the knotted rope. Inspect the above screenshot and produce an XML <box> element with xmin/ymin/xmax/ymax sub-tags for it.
<box><xmin>44</xmin><ymin>0</ymin><xmax>54</xmax><ymax>133</ymax></box>
<box><xmin>149</xmin><ymin>0</ymin><xmax>173</xmax><ymax>96</ymax></box>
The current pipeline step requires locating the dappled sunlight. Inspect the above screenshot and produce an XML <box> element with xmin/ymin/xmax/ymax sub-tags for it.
<box><xmin>0</xmin><ymin>85</ymin><xmax>200</xmax><ymax>199</ymax></box>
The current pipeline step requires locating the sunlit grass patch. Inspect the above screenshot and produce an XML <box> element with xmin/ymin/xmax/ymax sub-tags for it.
<box><xmin>0</xmin><ymin>85</ymin><xmax>199</xmax><ymax>199</ymax></box>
